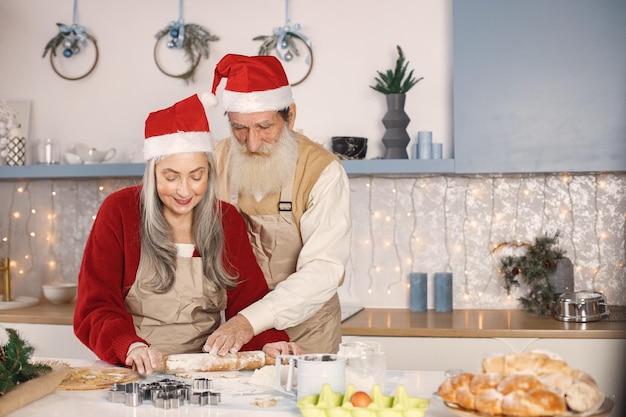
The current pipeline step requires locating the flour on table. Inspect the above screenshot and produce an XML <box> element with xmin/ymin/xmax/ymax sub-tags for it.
<box><xmin>248</xmin><ymin>365</ymin><xmax>277</xmax><ymax>388</ymax></box>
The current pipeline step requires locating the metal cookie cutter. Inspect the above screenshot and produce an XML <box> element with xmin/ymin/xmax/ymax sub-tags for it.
<box><xmin>190</xmin><ymin>377</ymin><xmax>221</xmax><ymax>406</ymax></box>
<box><xmin>108</xmin><ymin>377</ymin><xmax>219</xmax><ymax>408</ymax></box>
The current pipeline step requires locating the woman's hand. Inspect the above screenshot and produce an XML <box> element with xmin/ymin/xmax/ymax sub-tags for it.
<box><xmin>262</xmin><ymin>341</ymin><xmax>303</xmax><ymax>358</ymax></box>
<box><xmin>125</xmin><ymin>345</ymin><xmax>163</xmax><ymax>376</ymax></box>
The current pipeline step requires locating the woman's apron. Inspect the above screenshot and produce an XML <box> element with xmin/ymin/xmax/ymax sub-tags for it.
<box><xmin>125</xmin><ymin>253</ymin><xmax>225</xmax><ymax>356</ymax></box>
<box><xmin>230</xmin><ymin>177</ymin><xmax>342</xmax><ymax>354</ymax></box>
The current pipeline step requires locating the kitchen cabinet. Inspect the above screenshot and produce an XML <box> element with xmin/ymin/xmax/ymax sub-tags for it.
<box><xmin>0</xmin><ymin>322</ymin><xmax>97</xmax><ymax>360</ymax></box>
<box><xmin>452</xmin><ymin>0</ymin><xmax>626</xmax><ymax>173</ymax></box>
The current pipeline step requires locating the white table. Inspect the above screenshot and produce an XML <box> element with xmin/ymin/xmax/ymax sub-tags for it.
<box><xmin>8</xmin><ymin>359</ymin><xmax>457</xmax><ymax>417</ymax></box>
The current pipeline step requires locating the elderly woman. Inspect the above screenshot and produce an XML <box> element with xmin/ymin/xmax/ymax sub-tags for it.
<box><xmin>74</xmin><ymin>94</ymin><xmax>300</xmax><ymax>376</ymax></box>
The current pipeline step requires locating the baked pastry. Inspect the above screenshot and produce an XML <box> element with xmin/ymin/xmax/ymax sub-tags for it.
<box><xmin>437</xmin><ymin>372</ymin><xmax>474</xmax><ymax>403</ymax></box>
<box><xmin>475</xmin><ymin>389</ymin><xmax>503</xmax><ymax>415</ymax></box>
<box><xmin>470</xmin><ymin>372</ymin><xmax>503</xmax><ymax>394</ymax></box>
<box><xmin>501</xmin><ymin>389</ymin><xmax>566</xmax><ymax>416</ymax></box>
<box><xmin>565</xmin><ymin>379</ymin><xmax>604</xmax><ymax>413</ymax></box>
<box><xmin>497</xmin><ymin>374</ymin><xmax>546</xmax><ymax>395</ymax></box>
<box><xmin>439</xmin><ymin>350</ymin><xmax>605</xmax><ymax>416</ymax></box>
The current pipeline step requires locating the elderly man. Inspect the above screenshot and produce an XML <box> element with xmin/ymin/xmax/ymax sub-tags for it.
<box><xmin>203</xmin><ymin>54</ymin><xmax>351</xmax><ymax>354</ymax></box>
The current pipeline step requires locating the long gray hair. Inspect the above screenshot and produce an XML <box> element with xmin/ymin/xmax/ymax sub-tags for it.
<box><xmin>138</xmin><ymin>152</ymin><xmax>237</xmax><ymax>293</ymax></box>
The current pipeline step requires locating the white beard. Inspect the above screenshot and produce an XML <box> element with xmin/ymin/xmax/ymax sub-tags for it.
<box><xmin>229</xmin><ymin>127</ymin><xmax>298</xmax><ymax>202</ymax></box>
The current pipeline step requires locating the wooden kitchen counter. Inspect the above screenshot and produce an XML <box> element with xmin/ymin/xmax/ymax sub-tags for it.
<box><xmin>341</xmin><ymin>308</ymin><xmax>626</xmax><ymax>339</ymax></box>
<box><xmin>0</xmin><ymin>299</ymin><xmax>75</xmax><ymax>325</ymax></box>
<box><xmin>2</xmin><ymin>302</ymin><xmax>626</xmax><ymax>339</ymax></box>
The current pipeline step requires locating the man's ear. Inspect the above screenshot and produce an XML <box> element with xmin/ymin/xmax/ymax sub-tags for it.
<box><xmin>288</xmin><ymin>103</ymin><xmax>297</xmax><ymax>130</ymax></box>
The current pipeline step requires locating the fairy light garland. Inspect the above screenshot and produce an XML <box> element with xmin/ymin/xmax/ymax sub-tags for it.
<box><xmin>593</xmin><ymin>173</ymin><xmax>602</xmax><ymax>290</ymax></box>
<box><xmin>384</xmin><ymin>180</ymin><xmax>404</xmax><ymax>294</ymax></box>
<box><xmin>442</xmin><ymin>177</ymin><xmax>452</xmax><ymax>271</ymax></box>
<box><xmin>367</xmin><ymin>178</ymin><xmax>375</xmax><ymax>294</ymax></box>
<box><xmin>1</xmin><ymin>173</ymin><xmax>624</xmax><ymax>307</ymax></box>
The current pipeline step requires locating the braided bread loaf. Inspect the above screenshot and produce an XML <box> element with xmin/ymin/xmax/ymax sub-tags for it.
<box><xmin>437</xmin><ymin>351</ymin><xmax>604</xmax><ymax>416</ymax></box>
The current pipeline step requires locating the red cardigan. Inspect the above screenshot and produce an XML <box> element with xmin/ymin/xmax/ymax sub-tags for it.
<box><xmin>73</xmin><ymin>185</ymin><xmax>287</xmax><ymax>366</ymax></box>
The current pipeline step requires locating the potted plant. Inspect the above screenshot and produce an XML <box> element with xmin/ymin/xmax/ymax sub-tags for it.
<box><xmin>370</xmin><ymin>46</ymin><xmax>423</xmax><ymax>159</ymax></box>
<box><xmin>371</xmin><ymin>45</ymin><xmax>423</xmax><ymax>95</ymax></box>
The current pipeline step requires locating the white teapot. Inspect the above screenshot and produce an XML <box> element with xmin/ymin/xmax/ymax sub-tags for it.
<box><xmin>72</xmin><ymin>143</ymin><xmax>116</xmax><ymax>164</ymax></box>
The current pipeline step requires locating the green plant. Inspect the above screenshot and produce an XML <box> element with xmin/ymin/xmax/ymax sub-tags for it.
<box><xmin>499</xmin><ymin>231</ymin><xmax>565</xmax><ymax>317</ymax></box>
<box><xmin>1</xmin><ymin>327</ymin><xmax>52</xmax><ymax>395</ymax></box>
<box><xmin>370</xmin><ymin>45</ymin><xmax>423</xmax><ymax>94</ymax></box>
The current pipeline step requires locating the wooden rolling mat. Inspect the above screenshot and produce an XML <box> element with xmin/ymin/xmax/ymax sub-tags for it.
<box><xmin>57</xmin><ymin>365</ymin><xmax>139</xmax><ymax>390</ymax></box>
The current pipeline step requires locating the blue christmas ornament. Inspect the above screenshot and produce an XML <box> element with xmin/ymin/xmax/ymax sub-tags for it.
<box><xmin>63</xmin><ymin>48</ymin><xmax>73</xmax><ymax>58</ymax></box>
<box><xmin>170</xmin><ymin>28</ymin><xmax>179</xmax><ymax>38</ymax></box>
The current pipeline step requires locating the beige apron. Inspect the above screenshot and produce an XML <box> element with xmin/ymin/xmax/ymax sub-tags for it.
<box><xmin>230</xmin><ymin>178</ymin><xmax>342</xmax><ymax>354</ymax></box>
<box><xmin>125</xmin><ymin>254</ymin><xmax>225</xmax><ymax>356</ymax></box>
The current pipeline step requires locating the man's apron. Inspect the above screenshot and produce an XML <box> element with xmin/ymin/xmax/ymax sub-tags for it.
<box><xmin>231</xmin><ymin>177</ymin><xmax>342</xmax><ymax>354</ymax></box>
<box><xmin>125</xmin><ymin>254</ymin><xmax>225</xmax><ymax>356</ymax></box>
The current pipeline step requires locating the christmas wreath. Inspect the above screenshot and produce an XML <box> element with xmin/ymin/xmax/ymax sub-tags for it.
<box><xmin>253</xmin><ymin>0</ymin><xmax>313</xmax><ymax>86</ymax></box>
<box><xmin>41</xmin><ymin>0</ymin><xmax>99</xmax><ymax>81</ymax></box>
<box><xmin>0</xmin><ymin>326</ymin><xmax>52</xmax><ymax>396</ymax></box>
<box><xmin>153</xmin><ymin>22</ymin><xmax>219</xmax><ymax>84</ymax></box>
<box><xmin>498</xmin><ymin>231</ymin><xmax>565</xmax><ymax>317</ymax></box>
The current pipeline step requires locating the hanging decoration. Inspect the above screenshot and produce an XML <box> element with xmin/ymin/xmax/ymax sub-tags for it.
<box><xmin>253</xmin><ymin>0</ymin><xmax>313</xmax><ymax>86</ymax></box>
<box><xmin>42</xmin><ymin>0</ymin><xmax>99</xmax><ymax>81</ymax></box>
<box><xmin>153</xmin><ymin>0</ymin><xmax>219</xmax><ymax>84</ymax></box>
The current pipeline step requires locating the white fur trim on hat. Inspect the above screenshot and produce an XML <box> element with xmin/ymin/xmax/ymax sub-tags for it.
<box><xmin>221</xmin><ymin>85</ymin><xmax>293</xmax><ymax>113</ymax></box>
<box><xmin>143</xmin><ymin>131</ymin><xmax>213</xmax><ymax>161</ymax></box>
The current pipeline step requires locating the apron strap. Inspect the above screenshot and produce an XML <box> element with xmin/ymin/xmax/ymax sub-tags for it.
<box><xmin>229</xmin><ymin>171</ymin><xmax>295</xmax><ymax>214</ymax></box>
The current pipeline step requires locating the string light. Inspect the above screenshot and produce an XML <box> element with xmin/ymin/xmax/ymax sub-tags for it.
<box><xmin>1</xmin><ymin>173</ymin><xmax>624</xmax><ymax>307</ymax></box>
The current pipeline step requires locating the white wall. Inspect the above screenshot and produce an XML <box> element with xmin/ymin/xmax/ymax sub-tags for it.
<box><xmin>0</xmin><ymin>0</ymin><xmax>452</xmax><ymax>161</ymax></box>
<box><xmin>1</xmin><ymin>1</ymin><xmax>624</xmax><ymax>310</ymax></box>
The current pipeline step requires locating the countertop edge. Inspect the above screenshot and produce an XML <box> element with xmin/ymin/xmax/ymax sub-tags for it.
<box><xmin>2</xmin><ymin>304</ymin><xmax>626</xmax><ymax>339</ymax></box>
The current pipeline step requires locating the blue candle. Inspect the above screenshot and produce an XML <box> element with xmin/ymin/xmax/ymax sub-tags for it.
<box><xmin>434</xmin><ymin>272</ymin><xmax>453</xmax><ymax>312</ymax></box>
<box><xmin>432</xmin><ymin>143</ymin><xmax>443</xmax><ymax>159</ymax></box>
<box><xmin>409</xmin><ymin>272</ymin><xmax>427</xmax><ymax>312</ymax></box>
<box><xmin>417</xmin><ymin>131</ymin><xmax>432</xmax><ymax>159</ymax></box>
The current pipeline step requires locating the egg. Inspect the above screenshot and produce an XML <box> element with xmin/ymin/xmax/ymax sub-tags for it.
<box><xmin>350</xmin><ymin>391</ymin><xmax>372</xmax><ymax>407</ymax></box>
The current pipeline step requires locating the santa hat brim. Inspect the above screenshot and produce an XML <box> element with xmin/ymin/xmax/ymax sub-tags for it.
<box><xmin>221</xmin><ymin>85</ymin><xmax>293</xmax><ymax>113</ymax></box>
<box><xmin>143</xmin><ymin>131</ymin><xmax>213</xmax><ymax>161</ymax></box>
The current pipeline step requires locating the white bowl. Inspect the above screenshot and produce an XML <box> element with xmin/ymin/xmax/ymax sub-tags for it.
<box><xmin>63</xmin><ymin>152</ymin><xmax>83</xmax><ymax>164</ymax></box>
<box><xmin>72</xmin><ymin>143</ymin><xmax>116</xmax><ymax>164</ymax></box>
<box><xmin>42</xmin><ymin>283</ymin><xmax>78</xmax><ymax>304</ymax></box>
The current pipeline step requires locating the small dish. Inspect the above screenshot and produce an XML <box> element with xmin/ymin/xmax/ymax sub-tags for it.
<box><xmin>64</xmin><ymin>152</ymin><xmax>83</xmax><ymax>164</ymax></box>
<box><xmin>42</xmin><ymin>283</ymin><xmax>78</xmax><ymax>304</ymax></box>
<box><xmin>73</xmin><ymin>143</ymin><xmax>117</xmax><ymax>164</ymax></box>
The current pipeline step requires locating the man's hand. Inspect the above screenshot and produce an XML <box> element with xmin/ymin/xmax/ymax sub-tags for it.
<box><xmin>203</xmin><ymin>314</ymin><xmax>254</xmax><ymax>355</ymax></box>
<box><xmin>262</xmin><ymin>341</ymin><xmax>303</xmax><ymax>358</ymax></box>
<box><xmin>125</xmin><ymin>345</ymin><xmax>163</xmax><ymax>376</ymax></box>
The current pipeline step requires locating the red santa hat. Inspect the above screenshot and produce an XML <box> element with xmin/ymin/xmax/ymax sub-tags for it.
<box><xmin>209</xmin><ymin>54</ymin><xmax>294</xmax><ymax>113</ymax></box>
<box><xmin>143</xmin><ymin>94</ymin><xmax>213</xmax><ymax>160</ymax></box>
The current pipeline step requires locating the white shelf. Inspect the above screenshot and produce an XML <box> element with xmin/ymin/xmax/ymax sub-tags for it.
<box><xmin>0</xmin><ymin>159</ymin><xmax>455</xmax><ymax>180</ymax></box>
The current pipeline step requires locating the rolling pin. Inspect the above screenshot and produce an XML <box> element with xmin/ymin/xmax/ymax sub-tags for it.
<box><xmin>162</xmin><ymin>351</ymin><xmax>277</xmax><ymax>373</ymax></box>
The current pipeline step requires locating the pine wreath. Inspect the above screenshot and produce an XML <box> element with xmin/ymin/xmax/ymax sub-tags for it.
<box><xmin>0</xmin><ymin>327</ymin><xmax>52</xmax><ymax>396</ymax></box>
<box><xmin>499</xmin><ymin>231</ymin><xmax>565</xmax><ymax>317</ymax></box>
<box><xmin>154</xmin><ymin>23</ymin><xmax>219</xmax><ymax>84</ymax></box>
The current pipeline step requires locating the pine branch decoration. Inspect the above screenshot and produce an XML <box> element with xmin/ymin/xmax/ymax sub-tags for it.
<box><xmin>0</xmin><ymin>327</ymin><xmax>52</xmax><ymax>396</ymax></box>
<box><xmin>499</xmin><ymin>231</ymin><xmax>565</xmax><ymax>317</ymax></box>
<box><xmin>154</xmin><ymin>23</ymin><xmax>219</xmax><ymax>84</ymax></box>
<box><xmin>370</xmin><ymin>45</ymin><xmax>423</xmax><ymax>95</ymax></box>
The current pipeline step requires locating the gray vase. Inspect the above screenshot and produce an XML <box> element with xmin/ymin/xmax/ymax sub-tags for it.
<box><xmin>548</xmin><ymin>257</ymin><xmax>574</xmax><ymax>299</ymax></box>
<box><xmin>381</xmin><ymin>93</ymin><xmax>411</xmax><ymax>159</ymax></box>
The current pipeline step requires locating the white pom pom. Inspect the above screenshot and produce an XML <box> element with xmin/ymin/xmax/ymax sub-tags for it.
<box><xmin>200</xmin><ymin>92</ymin><xmax>218</xmax><ymax>109</ymax></box>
